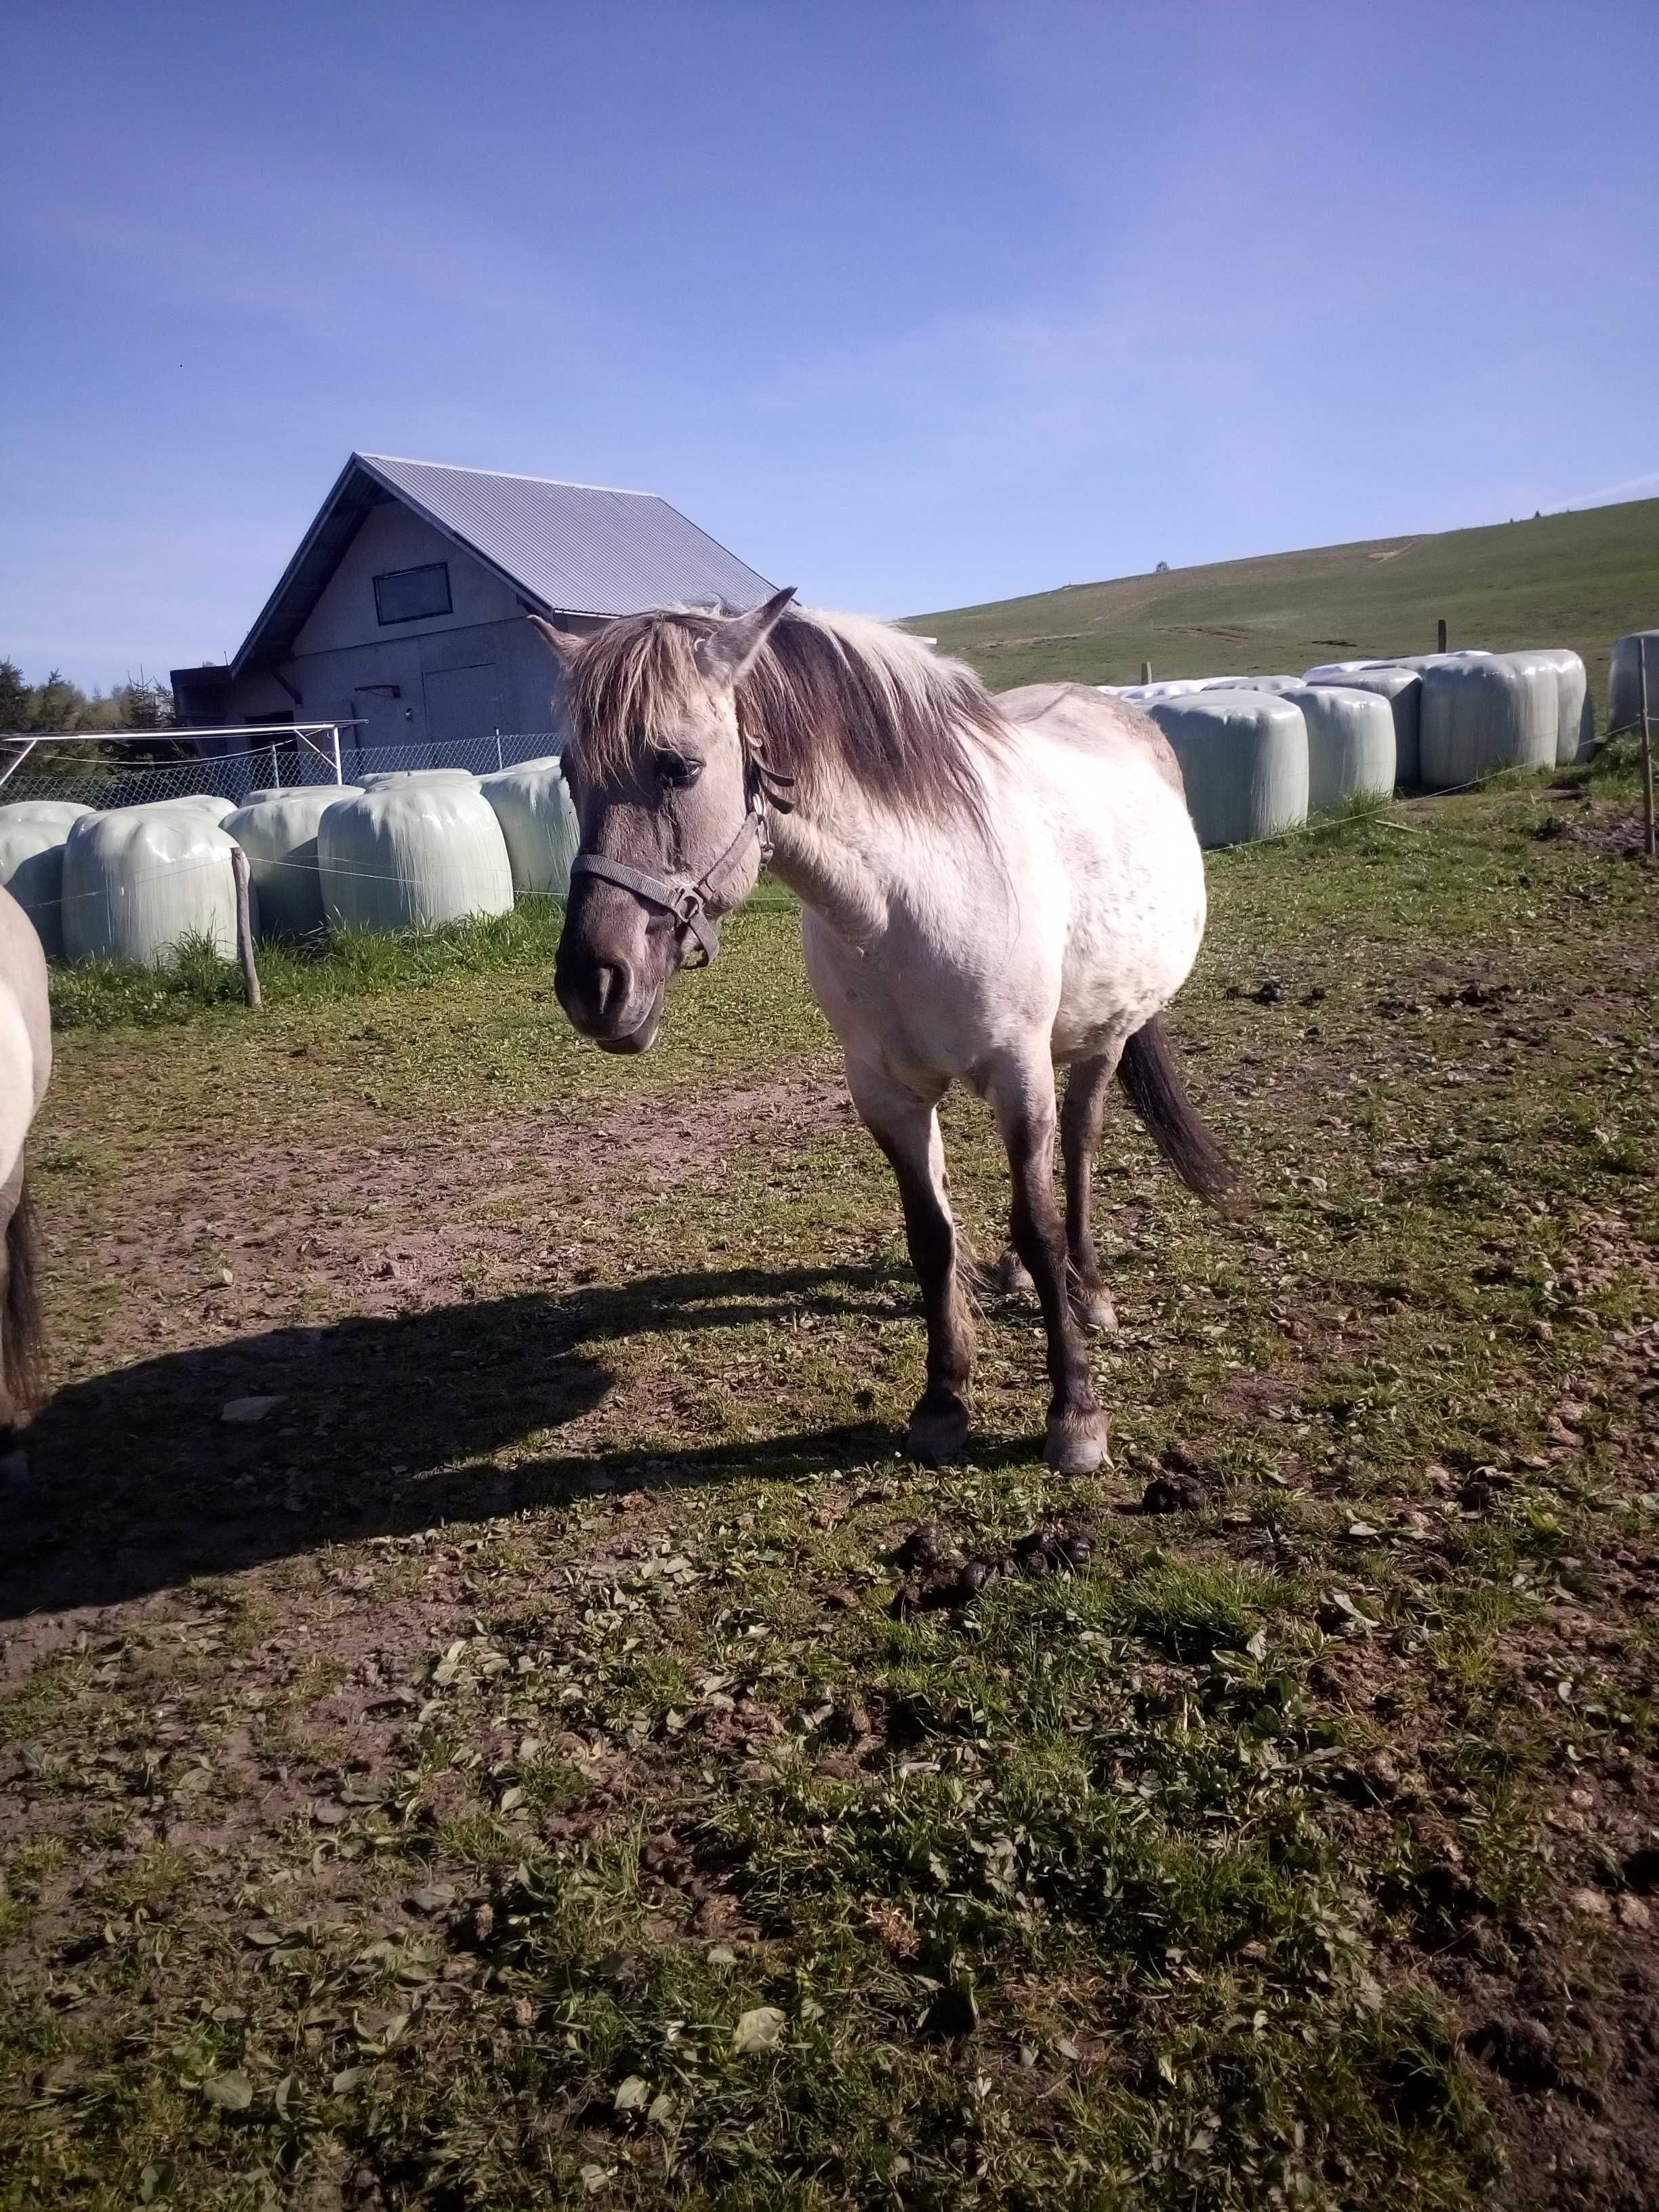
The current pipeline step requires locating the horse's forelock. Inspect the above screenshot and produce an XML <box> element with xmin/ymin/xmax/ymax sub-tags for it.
<box><xmin>562</xmin><ymin>604</ymin><xmax>1004</xmax><ymax>824</ymax></box>
<box><xmin>560</xmin><ymin>613</ymin><xmax>711</xmax><ymax>787</ymax></box>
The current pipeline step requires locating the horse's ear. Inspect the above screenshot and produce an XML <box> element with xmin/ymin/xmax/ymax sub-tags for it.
<box><xmin>695</xmin><ymin>586</ymin><xmax>796</xmax><ymax>687</ymax></box>
<box><xmin>528</xmin><ymin>614</ymin><xmax>582</xmax><ymax>671</ymax></box>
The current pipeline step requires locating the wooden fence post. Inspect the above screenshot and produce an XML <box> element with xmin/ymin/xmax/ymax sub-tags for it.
<box><xmin>1437</xmin><ymin>619</ymin><xmax>1448</xmax><ymax>653</ymax></box>
<box><xmin>1141</xmin><ymin>660</ymin><xmax>1152</xmax><ymax>685</ymax></box>
<box><xmin>230</xmin><ymin>845</ymin><xmax>263</xmax><ymax>1009</ymax></box>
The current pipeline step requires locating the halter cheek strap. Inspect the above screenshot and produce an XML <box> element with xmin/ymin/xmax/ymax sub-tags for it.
<box><xmin>569</xmin><ymin>759</ymin><xmax>794</xmax><ymax>969</ymax></box>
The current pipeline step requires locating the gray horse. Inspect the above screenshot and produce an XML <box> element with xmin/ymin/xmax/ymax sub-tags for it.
<box><xmin>0</xmin><ymin>883</ymin><xmax>50</xmax><ymax>1477</ymax></box>
<box><xmin>536</xmin><ymin>594</ymin><xmax>1234</xmax><ymax>1475</ymax></box>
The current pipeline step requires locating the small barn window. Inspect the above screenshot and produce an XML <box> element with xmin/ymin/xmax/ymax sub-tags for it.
<box><xmin>373</xmin><ymin>562</ymin><xmax>451</xmax><ymax>625</ymax></box>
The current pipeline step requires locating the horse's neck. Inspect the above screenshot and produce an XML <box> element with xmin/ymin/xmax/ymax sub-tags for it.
<box><xmin>766</xmin><ymin>779</ymin><xmax>897</xmax><ymax>950</ymax></box>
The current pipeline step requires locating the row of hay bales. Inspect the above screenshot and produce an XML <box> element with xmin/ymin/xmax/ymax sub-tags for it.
<box><xmin>0</xmin><ymin>762</ymin><xmax>580</xmax><ymax>966</ymax></box>
<box><xmin>1101</xmin><ymin>646</ymin><xmax>1596</xmax><ymax>848</ymax></box>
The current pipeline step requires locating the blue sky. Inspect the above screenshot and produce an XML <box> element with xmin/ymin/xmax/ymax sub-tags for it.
<box><xmin>3</xmin><ymin>0</ymin><xmax>1656</xmax><ymax>689</ymax></box>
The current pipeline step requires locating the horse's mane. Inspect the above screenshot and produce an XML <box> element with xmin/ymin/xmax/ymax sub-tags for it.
<box><xmin>559</xmin><ymin>603</ymin><xmax>1006</xmax><ymax>825</ymax></box>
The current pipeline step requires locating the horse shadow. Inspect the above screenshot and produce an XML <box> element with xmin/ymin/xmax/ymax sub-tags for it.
<box><xmin>1</xmin><ymin>1260</ymin><xmax>998</xmax><ymax>1622</ymax></box>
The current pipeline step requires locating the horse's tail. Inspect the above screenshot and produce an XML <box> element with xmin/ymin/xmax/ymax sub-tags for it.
<box><xmin>1118</xmin><ymin>1015</ymin><xmax>1242</xmax><ymax>1209</ymax></box>
<box><xmin>3</xmin><ymin>1174</ymin><xmax>43</xmax><ymax>1422</ymax></box>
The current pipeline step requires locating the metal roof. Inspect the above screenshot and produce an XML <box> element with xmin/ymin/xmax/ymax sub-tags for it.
<box><xmin>232</xmin><ymin>451</ymin><xmax>775</xmax><ymax>676</ymax></box>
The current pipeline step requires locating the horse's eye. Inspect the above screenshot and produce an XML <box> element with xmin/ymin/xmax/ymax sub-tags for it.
<box><xmin>651</xmin><ymin>748</ymin><xmax>702</xmax><ymax>789</ymax></box>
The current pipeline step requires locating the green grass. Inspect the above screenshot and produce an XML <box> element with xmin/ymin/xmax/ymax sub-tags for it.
<box><xmin>909</xmin><ymin>495</ymin><xmax>1659</xmax><ymax>703</ymax></box>
<box><xmin>47</xmin><ymin>905</ymin><xmax>578</xmax><ymax>1030</ymax></box>
<box><xmin>48</xmin><ymin>889</ymin><xmax>803</xmax><ymax>1033</ymax></box>
<box><xmin>3</xmin><ymin>758</ymin><xmax>1658</xmax><ymax>2208</ymax></box>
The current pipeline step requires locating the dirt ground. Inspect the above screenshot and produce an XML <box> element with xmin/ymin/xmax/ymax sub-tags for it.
<box><xmin>3</xmin><ymin>777</ymin><xmax>1659</xmax><ymax>2210</ymax></box>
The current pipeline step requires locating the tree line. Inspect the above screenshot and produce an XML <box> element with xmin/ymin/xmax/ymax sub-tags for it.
<box><xmin>0</xmin><ymin>659</ymin><xmax>197</xmax><ymax>770</ymax></box>
<box><xmin>1</xmin><ymin>658</ymin><xmax>177</xmax><ymax>734</ymax></box>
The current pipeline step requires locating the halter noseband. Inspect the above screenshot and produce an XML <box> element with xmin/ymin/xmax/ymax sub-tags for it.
<box><xmin>568</xmin><ymin>756</ymin><xmax>795</xmax><ymax>968</ymax></box>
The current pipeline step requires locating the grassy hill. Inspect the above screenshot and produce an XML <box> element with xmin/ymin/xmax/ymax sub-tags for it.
<box><xmin>909</xmin><ymin>495</ymin><xmax>1659</xmax><ymax>707</ymax></box>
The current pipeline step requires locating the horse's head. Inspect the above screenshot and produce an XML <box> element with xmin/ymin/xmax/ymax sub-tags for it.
<box><xmin>532</xmin><ymin>589</ymin><xmax>796</xmax><ymax>1054</ymax></box>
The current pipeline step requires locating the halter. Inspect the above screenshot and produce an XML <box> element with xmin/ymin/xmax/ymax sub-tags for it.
<box><xmin>568</xmin><ymin>756</ymin><xmax>796</xmax><ymax>968</ymax></box>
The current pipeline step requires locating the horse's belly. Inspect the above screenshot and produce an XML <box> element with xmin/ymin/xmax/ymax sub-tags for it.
<box><xmin>1050</xmin><ymin>812</ymin><xmax>1207</xmax><ymax>1061</ymax></box>
<box><xmin>0</xmin><ymin>986</ymin><xmax>38</xmax><ymax>1193</ymax></box>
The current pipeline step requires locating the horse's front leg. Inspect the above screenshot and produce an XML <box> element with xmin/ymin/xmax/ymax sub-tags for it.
<box><xmin>985</xmin><ymin>1053</ymin><xmax>1110</xmax><ymax>1475</ymax></box>
<box><xmin>846</xmin><ymin>1057</ymin><xmax>973</xmax><ymax>1466</ymax></box>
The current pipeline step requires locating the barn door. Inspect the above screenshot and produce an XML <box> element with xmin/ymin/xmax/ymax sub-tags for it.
<box><xmin>348</xmin><ymin>688</ymin><xmax>410</xmax><ymax>777</ymax></box>
<box><xmin>422</xmin><ymin>661</ymin><xmax>504</xmax><ymax>769</ymax></box>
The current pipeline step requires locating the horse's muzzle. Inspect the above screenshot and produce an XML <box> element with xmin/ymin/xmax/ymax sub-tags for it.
<box><xmin>556</xmin><ymin>958</ymin><xmax>663</xmax><ymax>1044</ymax></box>
<box><xmin>594</xmin><ymin>987</ymin><xmax>665</xmax><ymax>1054</ymax></box>
<box><xmin>597</xmin><ymin>995</ymin><xmax>663</xmax><ymax>1052</ymax></box>
<box><xmin>554</xmin><ymin>872</ymin><xmax>679</xmax><ymax>1050</ymax></box>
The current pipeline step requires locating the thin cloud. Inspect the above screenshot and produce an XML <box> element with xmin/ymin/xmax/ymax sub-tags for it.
<box><xmin>1549</xmin><ymin>469</ymin><xmax>1659</xmax><ymax>510</ymax></box>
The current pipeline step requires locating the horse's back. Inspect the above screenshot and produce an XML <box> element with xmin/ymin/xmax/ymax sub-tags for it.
<box><xmin>996</xmin><ymin>682</ymin><xmax>1187</xmax><ymax>796</ymax></box>
<box><xmin>799</xmin><ymin>658</ymin><xmax>1206</xmax><ymax>1084</ymax></box>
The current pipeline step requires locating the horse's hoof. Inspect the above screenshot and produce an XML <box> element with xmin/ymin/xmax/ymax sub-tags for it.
<box><xmin>1071</xmin><ymin>1288</ymin><xmax>1118</xmax><ymax>1336</ymax></box>
<box><xmin>988</xmin><ymin>1249</ymin><xmax>1033</xmax><ymax>1298</ymax></box>
<box><xmin>1045</xmin><ymin>1408</ymin><xmax>1111</xmax><ymax>1475</ymax></box>
<box><xmin>907</xmin><ymin>1403</ymin><xmax>970</xmax><ymax>1466</ymax></box>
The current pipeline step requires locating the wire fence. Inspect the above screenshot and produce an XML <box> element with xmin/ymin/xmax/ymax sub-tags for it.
<box><xmin>0</xmin><ymin>730</ymin><xmax>565</xmax><ymax>812</ymax></box>
<box><xmin>17</xmin><ymin>708</ymin><xmax>1618</xmax><ymax>962</ymax></box>
<box><xmin>7</xmin><ymin>725</ymin><xmax>798</xmax><ymax>964</ymax></box>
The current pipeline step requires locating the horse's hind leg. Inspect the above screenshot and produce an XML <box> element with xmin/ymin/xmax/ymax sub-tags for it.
<box><xmin>1061</xmin><ymin>1051</ymin><xmax>1120</xmax><ymax>1335</ymax></box>
<box><xmin>984</xmin><ymin>1052</ymin><xmax>1109</xmax><ymax>1475</ymax></box>
<box><xmin>846</xmin><ymin>1057</ymin><xmax>973</xmax><ymax>1466</ymax></box>
<box><xmin>989</xmin><ymin>1053</ymin><xmax>1120</xmax><ymax>1330</ymax></box>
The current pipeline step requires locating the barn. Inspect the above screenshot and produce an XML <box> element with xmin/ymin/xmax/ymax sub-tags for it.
<box><xmin>171</xmin><ymin>452</ymin><xmax>775</xmax><ymax>775</ymax></box>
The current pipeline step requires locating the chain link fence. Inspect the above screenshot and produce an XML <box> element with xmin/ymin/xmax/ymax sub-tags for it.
<box><xmin>0</xmin><ymin>730</ymin><xmax>565</xmax><ymax>812</ymax></box>
<box><xmin>1</xmin><ymin>731</ymin><xmax>800</xmax><ymax>948</ymax></box>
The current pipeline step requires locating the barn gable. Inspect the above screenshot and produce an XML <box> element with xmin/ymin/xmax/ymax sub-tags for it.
<box><xmin>230</xmin><ymin>453</ymin><xmax>775</xmax><ymax>680</ymax></box>
<box><xmin>176</xmin><ymin>453</ymin><xmax>777</xmax><ymax>766</ymax></box>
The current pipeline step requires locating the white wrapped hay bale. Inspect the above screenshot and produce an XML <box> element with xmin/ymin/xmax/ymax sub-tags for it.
<box><xmin>2</xmin><ymin>801</ymin><xmax>98</xmax><ymax>831</ymax></box>
<box><xmin>1278</xmin><ymin>684</ymin><xmax>1395</xmax><ymax>812</ymax></box>
<box><xmin>1390</xmin><ymin>650</ymin><xmax>1492</xmax><ymax>672</ymax></box>
<box><xmin>1145</xmin><ymin>691</ymin><xmax>1309</xmax><ymax>847</ymax></box>
<box><xmin>1418</xmin><ymin>656</ymin><xmax>1558</xmax><ymax>789</ymax></box>
<box><xmin>152</xmin><ymin>794</ymin><xmax>237</xmax><ymax>822</ymax></box>
<box><xmin>226</xmin><ymin>787</ymin><xmax>365</xmax><ymax>939</ymax></box>
<box><xmin>0</xmin><ymin>801</ymin><xmax>93</xmax><ymax>960</ymax></box>
<box><xmin>358</xmin><ymin>769</ymin><xmax>478</xmax><ymax>792</ymax></box>
<box><xmin>1609</xmin><ymin>631</ymin><xmax>1659</xmax><ymax>739</ymax></box>
<box><xmin>478</xmin><ymin>761</ymin><xmax>580</xmax><ymax>897</ymax></box>
<box><xmin>1202</xmin><ymin>675</ymin><xmax>1307</xmax><ymax>695</ymax></box>
<box><xmin>1518</xmin><ymin>647</ymin><xmax>1593</xmax><ymax>765</ymax></box>
<box><xmin>1499</xmin><ymin>649</ymin><xmax>1568</xmax><ymax>766</ymax></box>
<box><xmin>62</xmin><ymin>805</ymin><xmax>247</xmax><ymax>966</ymax></box>
<box><xmin>1303</xmin><ymin>659</ymin><xmax>1389</xmax><ymax>681</ymax></box>
<box><xmin>1305</xmin><ymin>663</ymin><xmax>1423</xmax><ymax>785</ymax></box>
<box><xmin>317</xmin><ymin>781</ymin><xmax>514</xmax><ymax>932</ymax></box>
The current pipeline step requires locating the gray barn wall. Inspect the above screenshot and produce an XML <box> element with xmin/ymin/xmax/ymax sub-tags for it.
<box><xmin>226</xmin><ymin>503</ymin><xmax>592</xmax><ymax>766</ymax></box>
<box><xmin>292</xmin><ymin>501</ymin><xmax>524</xmax><ymax>653</ymax></box>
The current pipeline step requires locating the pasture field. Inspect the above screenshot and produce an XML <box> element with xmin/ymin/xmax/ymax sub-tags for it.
<box><xmin>910</xmin><ymin>496</ymin><xmax>1659</xmax><ymax>702</ymax></box>
<box><xmin>3</xmin><ymin>757</ymin><xmax>1658</xmax><ymax>2211</ymax></box>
